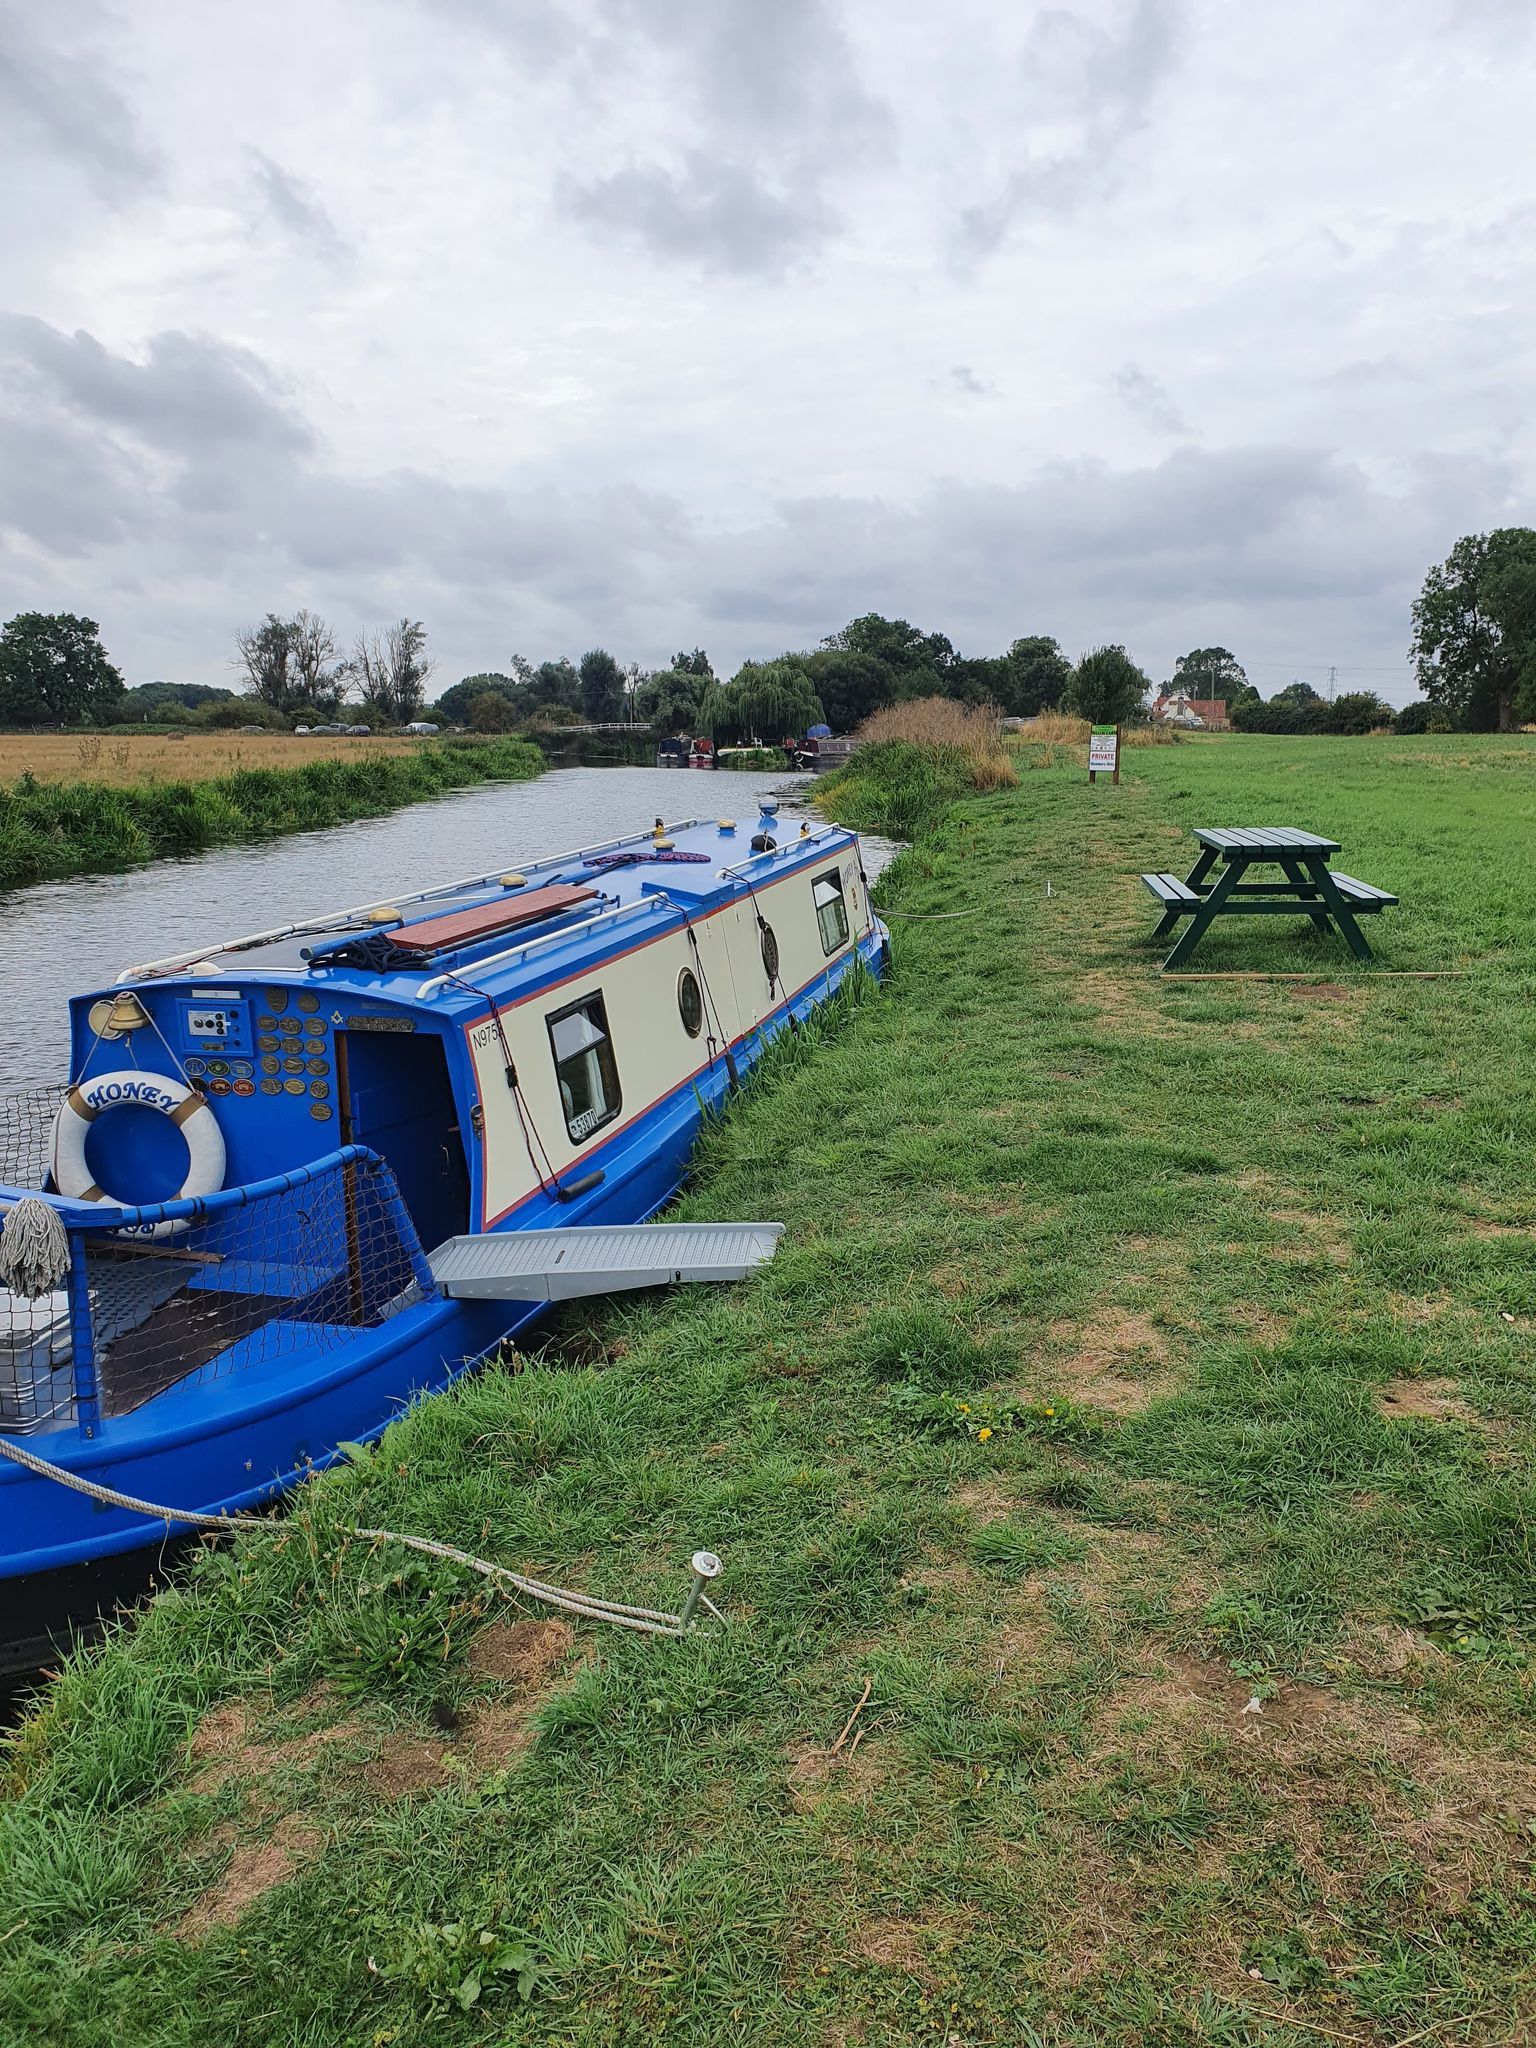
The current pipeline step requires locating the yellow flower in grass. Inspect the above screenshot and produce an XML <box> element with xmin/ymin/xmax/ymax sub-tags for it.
<box><xmin>977</xmin><ymin>1427</ymin><xmax>993</xmax><ymax>1441</ymax></box>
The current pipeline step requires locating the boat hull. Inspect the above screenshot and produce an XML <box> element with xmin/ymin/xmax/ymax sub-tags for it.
<box><xmin>0</xmin><ymin>922</ymin><xmax>887</xmax><ymax>1658</ymax></box>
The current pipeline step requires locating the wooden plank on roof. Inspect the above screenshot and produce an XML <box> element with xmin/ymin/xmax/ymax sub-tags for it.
<box><xmin>386</xmin><ymin>884</ymin><xmax>597</xmax><ymax>955</ymax></box>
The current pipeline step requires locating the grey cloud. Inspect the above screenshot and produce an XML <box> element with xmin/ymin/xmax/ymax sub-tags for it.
<box><xmin>435</xmin><ymin>0</ymin><xmax>888</xmax><ymax>275</ymax></box>
<box><xmin>248</xmin><ymin>152</ymin><xmax>351</xmax><ymax>266</ymax></box>
<box><xmin>951</xmin><ymin>366</ymin><xmax>994</xmax><ymax>398</ymax></box>
<box><xmin>0</xmin><ymin>12</ymin><xmax>161</xmax><ymax>196</ymax></box>
<box><xmin>957</xmin><ymin>0</ymin><xmax>1179</xmax><ymax>255</ymax></box>
<box><xmin>0</xmin><ymin>329</ymin><xmax>1501</xmax><ymax>708</ymax></box>
<box><xmin>561</xmin><ymin>157</ymin><xmax>832</xmax><ymax>278</ymax></box>
<box><xmin>1114</xmin><ymin>363</ymin><xmax>1190</xmax><ymax>435</ymax></box>
<box><xmin>0</xmin><ymin>317</ymin><xmax>316</xmax><ymax>457</ymax></box>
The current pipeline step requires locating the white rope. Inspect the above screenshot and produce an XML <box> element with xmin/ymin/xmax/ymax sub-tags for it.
<box><xmin>0</xmin><ymin>1433</ymin><xmax>721</xmax><ymax>1638</ymax></box>
<box><xmin>0</xmin><ymin>1197</ymin><xmax>71</xmax><ymax>1299</ymax></box>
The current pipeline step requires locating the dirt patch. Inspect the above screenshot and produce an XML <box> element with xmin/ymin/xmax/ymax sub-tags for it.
<box><xmin>1043</xmin><ymin>1309</ymin><xmax>1174</xmax><ymax>1414</ymax></box>
<box><xmin>853</xmin><ymin>1917</ymin><xmax>927</xmax><ymax>1974</ymax></box>
<box><xmin>175</xmin><ymin>1813</ymin><xmax>320</xmax><ymax>1940</ymax></box>
<box><xmin>362</xmin><ymin>1733</ymin><xmax>452</xmax><ymax>1798</ymax></box>
<box><xmin>465</xmin><ymin>1700</ymin><xmax>539</xmax><ymax>1768</ymax></box>
<box><xmin>468</xmin><ymin>1616</ymin><xmax>575</xmax><ymax>1687</ymax></box>
<box><xmin>188</xmin><ymin>1688</ymin><xmax>352</xmax><ymax>1794</ymax></box>
<box><xmin>953</xmin><ymin>1478</ymin><xmax>1016</xmax><ymax>1524</ymax></box>
<box><xmin>1377</xmin><ymin>1376</ymin><xmax>1473</xmax><ymax>1422</ymax></box>
<box><xmin>787</xmin><ymin>1738</ymin><xmax>887</xmax><ymax>1813</ymax></box>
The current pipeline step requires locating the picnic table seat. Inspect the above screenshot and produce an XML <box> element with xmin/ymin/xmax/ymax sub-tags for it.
<box><xmin>1325</xmin><ymin>873</ymin><xmax>1398</xmax><ymax>911</ymax></box>
<box><xmin>1140</xmin><ymin>871</ymin><xmax>1202</xmax><ymax>908</ymax></box>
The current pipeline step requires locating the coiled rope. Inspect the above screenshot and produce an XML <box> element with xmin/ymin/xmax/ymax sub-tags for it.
<box><xmin>0</xmin><ymin>1434</ymin><xmax>723</xmax><ymax>1638</ymax></box>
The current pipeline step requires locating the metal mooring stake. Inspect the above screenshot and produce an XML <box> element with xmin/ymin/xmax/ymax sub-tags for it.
<box><xmin>679</xmin><ymin>1549</ymin><xmax>723</xmax><ymax>1626</ymax></box>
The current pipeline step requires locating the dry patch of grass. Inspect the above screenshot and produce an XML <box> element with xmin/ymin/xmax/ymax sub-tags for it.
<box><xmin>6</xmin><ymin>730</ymin><xmax>427</xmax><ymax>788</ymax></box>
<box><xmin>1040</xmin><ymin>1308</ymin><xmax>1176</xmax><ymax>1414</ymax></box>
<box><xmin>187</xmin><ymin>1687</ymin><xmax>352</xmax><ymax>1794</ymax></box>
<box><xmin>1376</xmin><ymin>1377</ymin><xmax>1474</xmax><ymax>1422</ymax></box>
<box><xmin>174</xmin><ymin>1813</ymin><xmax>321</xmax><ymax>1941</ymax></box>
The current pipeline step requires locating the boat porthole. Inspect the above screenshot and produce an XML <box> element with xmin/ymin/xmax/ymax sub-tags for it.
<box><xmin>760</xmin><ymin>922</ymin><xmax>780</xmax><ymax>982</ymax></box>
<box><xmin>678</xmin><ymin>967</ymin><xmax>704</xmax><ymax>1038</ymax></box>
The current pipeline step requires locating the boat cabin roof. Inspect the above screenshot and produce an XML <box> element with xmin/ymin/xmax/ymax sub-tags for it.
<box><xmin>108</xmin><ymin>812</ymin><xmax>856</xmax><ymax>1015</ymax></box>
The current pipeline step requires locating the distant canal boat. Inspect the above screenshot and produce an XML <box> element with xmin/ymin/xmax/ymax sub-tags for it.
<box><xmin>0</xmin><ymin>803</ymin><xmax>888</xmax><ymax>1667</ymax></box>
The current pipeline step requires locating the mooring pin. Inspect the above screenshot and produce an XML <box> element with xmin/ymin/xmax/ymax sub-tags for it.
<box><xmin>679</xmin><ymin>1549</ymin><xmax>723</xmax><ymax>1627</ymax></box>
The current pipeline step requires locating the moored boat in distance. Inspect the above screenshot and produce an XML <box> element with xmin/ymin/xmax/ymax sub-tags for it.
<box><xmin>0</xmin><ymin>799</ymin><xmax>888</xmax><ymax>1668</ymax></box>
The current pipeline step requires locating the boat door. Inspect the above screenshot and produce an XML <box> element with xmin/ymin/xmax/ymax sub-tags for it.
<box><xmin>333</xmin><ymin>1028</ymin><xmax>470</xmax><ymax>1254</ymax></box>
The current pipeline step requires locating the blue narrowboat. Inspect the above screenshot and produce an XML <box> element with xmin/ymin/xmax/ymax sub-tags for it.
<box><xmin>0</xmin><ymin>801</ymin><xmax>887</xmax><ymax>1665</ymax></box>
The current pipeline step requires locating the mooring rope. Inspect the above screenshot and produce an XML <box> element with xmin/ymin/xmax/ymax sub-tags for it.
<box><xmin>0</xmin><ymin>1434</ymin><xmax>723</xmax><ymax>1638</ymax></box>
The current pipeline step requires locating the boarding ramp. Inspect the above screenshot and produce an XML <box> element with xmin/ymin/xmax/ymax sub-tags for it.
<box><xmin>427</xmin><ymin>1223</ymin><xmax>784</xmax><ymax>1302</ymax></box>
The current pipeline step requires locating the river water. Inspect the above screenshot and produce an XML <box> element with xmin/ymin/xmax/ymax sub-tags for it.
<box><xmin>4</xmin><ymin>765</ymin><xmax>893</xmax><ymax>1089</ymax></box>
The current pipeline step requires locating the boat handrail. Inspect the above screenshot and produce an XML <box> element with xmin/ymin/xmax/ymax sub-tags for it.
<box><xmin>1</xmin><ymin>1145</ymin><xmax>386</xmax><ymax>1232</ymax></box>
<box><xmin>116</xmin><ymin>821</ymin><xmax>719</xmax><ymax>982</ymax></box>
<box><xmin>717</xmin><ymin>822</ymin><xmax>846</xmax><ymax>880</ymax></box>
<box><xmin>414</xmin><ymin>896</ymin><xmax>672</xmax><ymax>999</ymax></box>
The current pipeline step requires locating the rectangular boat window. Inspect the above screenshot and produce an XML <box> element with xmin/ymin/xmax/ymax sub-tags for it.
<box><xmin>547</xmin><ymin>992</ymin><xmax>622</xmax><ymax>1143</ymax></box>
<box><xmin>812</xmin><ymin>869</ymin><xmax>849</xmax><ymax>956</ymax></box>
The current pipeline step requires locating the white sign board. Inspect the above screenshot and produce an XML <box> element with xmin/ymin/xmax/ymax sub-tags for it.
<box><xmin>1088</xmin><ymin>726</ymin><xmax>1119</xmax><ymax>775</ymax></box>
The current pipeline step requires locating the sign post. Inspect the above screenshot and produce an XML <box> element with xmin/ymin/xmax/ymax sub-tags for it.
<box><xmin>1088</xmin><ymin>724</ymin><xmax>1121</xmax><ymax>785</ymax></box>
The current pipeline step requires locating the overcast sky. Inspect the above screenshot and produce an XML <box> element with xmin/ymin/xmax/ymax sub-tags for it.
<box><xmin>2</xmin><ymin>0</ymin><xmax>1532</xmax><ymax>704</ymax></box>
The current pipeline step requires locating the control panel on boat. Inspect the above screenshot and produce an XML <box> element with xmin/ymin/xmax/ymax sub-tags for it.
<box><xmin>180</xmin><ymin>986</ymin><xmax>337</xmax><ymax>1125</ymax></box>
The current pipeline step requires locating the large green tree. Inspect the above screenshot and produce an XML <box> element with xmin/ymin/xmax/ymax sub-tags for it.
<box><xmin>1169</xmin><ymin>646</ymin><xmax>1256</xmax><ymax>712</ymax></box>
<box><xmin>1411</xmin><ymin>528</ymin><xmax>1536</xmax><ymax>732</ymax></box>
<box><xmin>636</xmin><ymin>668</ymin><xmax>705</xmax><ymax>734</ymax></box>
<box><xmin>0</xmin><ymin>611</ymin><xmax>125</xmax><ymax>725</ymax></box>
<box><xmin>802</xmin><ymin>647</ymin><xmax>893</xmax><ymax>730</ymax></box>
<box><xmin>997</xmin><ymin>636</ymin><xmax>1071</xmax><ymax>717</ymax></box>
<box><xmin>824</xmin><ymin>615</ymin><xmax>955</xmax><ymax>700</ymax></box>
<box><xmin>724</xmin><ymin>655</ymin><xmax>823</xmax><ymax>745</ymax></box>
<box><xmin>1062</xmin><ymin>645</ymin><xmax>1151</xmax><ymax>725</ymax></box>
<box><xmin>436</xmin><ymin>672</ymin><xmax>532</xmax><ymax>725</ymax></box>
<box><xmin>578</xmin><ymin>647</ymin><xmax>625</xmax><ymax>722</ymax></box>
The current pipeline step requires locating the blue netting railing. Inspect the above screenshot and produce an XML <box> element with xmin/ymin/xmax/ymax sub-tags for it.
<box><xmin>1</xmin><ymin>1145</ymin><xmax>435</xmax><ymax>1436</ymax></box>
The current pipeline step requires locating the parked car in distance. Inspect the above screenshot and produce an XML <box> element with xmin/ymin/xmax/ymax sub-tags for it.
<box><xmin>403</xmin><ymin>721</ymin><xmax>440</xmax><ymax>735</ymax></box>
<box><xmin>293</xmin><ymin>724</ymin><xmax>311</xmax><ymax>735</ymax></box>
<box><xmin>344</xmin><ymin>724</ymin><xmax>371</xmax><ymax>736</ymax></box>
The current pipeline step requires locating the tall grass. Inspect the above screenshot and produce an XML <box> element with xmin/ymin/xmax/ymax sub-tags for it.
<box><xmin>816</xmin><ymin>697</ymin><xmax>1019</xmax><ymax>836</ymax></box>
<box><xmin>0</xmin><ymin>738</ymin><xmax>544</xmax><ymax>892</ymax></box>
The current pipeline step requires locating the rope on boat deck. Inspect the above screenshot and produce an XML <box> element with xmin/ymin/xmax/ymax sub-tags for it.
<box><xmin>0</xmin><ymin>1434</ymin><xmax>725</xmax><ymax>1639</ymax></box>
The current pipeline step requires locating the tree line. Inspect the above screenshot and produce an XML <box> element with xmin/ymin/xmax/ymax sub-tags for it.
<box><xmin>3</xmin><ymin>526</ymin><xmax>1534</xmax><ymax>736</ymax></box>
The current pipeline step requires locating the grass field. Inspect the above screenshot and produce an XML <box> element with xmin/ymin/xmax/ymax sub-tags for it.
<box><xmin>4</xmin><ymin>732</ymin><xmax>1535</xmax><ymax>2046</ymax></box>
<box><xmin>0</xmin><ymin>731</ymin><xmax>432</xmax><ymax>789</ymax></box>
<box><xmin>0</xmin><ymin>736</ymin><xmax>544</xmax><ymax>891</ymax></box>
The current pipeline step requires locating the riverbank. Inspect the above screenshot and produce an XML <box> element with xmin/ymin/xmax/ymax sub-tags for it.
<box><xmin>4</xmin><ymin>734</ymin><xmax>1536</xmax><ymax>2045</ymax></box>
<box><xmin>0</xmin><ymin>737</ymin><xmax>544</xmax><ymax>891</ymax></box>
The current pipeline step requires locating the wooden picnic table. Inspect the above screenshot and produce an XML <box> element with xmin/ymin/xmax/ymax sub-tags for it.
<box><xmin>1141</xmin><ymin>827</ymin><xmax>1398</xmax><ymax>971</ymax></box>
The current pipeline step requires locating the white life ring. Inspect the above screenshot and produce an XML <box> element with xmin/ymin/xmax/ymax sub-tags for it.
<box><xmin>51</xmin><ymin>1070</ymin><xmax>225</xmax><ymax>1238</ymax></box>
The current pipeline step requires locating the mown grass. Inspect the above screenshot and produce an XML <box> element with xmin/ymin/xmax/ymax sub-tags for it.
<box><xmin>0</xmin><ymin>738</ymin><xmax>544</xmax><ymax>891</ymax></box>
<box><xmin>3</xmin><ymin>732</ymin><xmax>1536</xmax><ymax>2045</ymax></box>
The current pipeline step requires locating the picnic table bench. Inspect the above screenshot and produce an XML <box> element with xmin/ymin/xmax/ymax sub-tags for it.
<box><xmin>1141</xmin><ymin>827</ymin><xmax>1398</xmax><ymax>970</ymax></box>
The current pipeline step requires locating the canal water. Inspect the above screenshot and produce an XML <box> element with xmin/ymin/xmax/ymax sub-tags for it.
<box><xmin>4</xmin><ymin>766</ymin><xmax>893</xmax><ymax>1088</ymax></box>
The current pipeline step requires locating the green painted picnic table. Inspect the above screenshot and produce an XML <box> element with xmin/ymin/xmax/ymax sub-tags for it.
<box><xmin>1141</xmin><ymin>827</ymin><xmax>1398</xmax><ymax>971</ymax></box>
